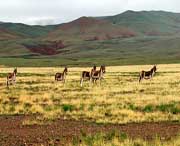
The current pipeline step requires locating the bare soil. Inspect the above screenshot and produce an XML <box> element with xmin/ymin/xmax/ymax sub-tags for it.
<box><xmin>0</xmin><ymin>115</ymin><xmax>180</xmax><ymax>146</ymax></box>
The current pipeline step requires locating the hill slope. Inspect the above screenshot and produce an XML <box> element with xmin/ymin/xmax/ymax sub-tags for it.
<box><xmin>0</xmin><ymin>22</ymin><xmax>57</xmax><ymax>38</ymax></box>
<box><xmin>1</xmin><ymin>11</ymin><xmax>180</xmax><ymax>66</ymax></box>
<box><xmin>46</xmin><ymin>17</ymin><xmax>136</xmax><ymax>41</ymax></box>
<box><xmin>0</xmin><ymin>28</ymin><xmax>22</xmax><ymax>40</ymax></box>
<box><xmin>102</xmin><ymin>10</ymin><xmax>180</xmax><ymax>35</ymax></box>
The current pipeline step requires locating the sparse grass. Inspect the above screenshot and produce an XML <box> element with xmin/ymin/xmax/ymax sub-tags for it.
<box><xmin>0</xmin><ymin>64</ymin><xmax>180</xmax><ymax>124</ymax></box>
<box><xmin>70</xmin><ymin>131</ymin><xmax>180</xmax><ymax>146</ymax></box>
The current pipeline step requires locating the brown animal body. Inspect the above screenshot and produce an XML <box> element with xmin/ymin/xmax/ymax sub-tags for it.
<box><xmin>80</xmin><ymin>65</ymin><xmax>96</xmax><ymax>87</ymax></box>
<box><xmin>91</xmin><ymin>65</ymin><xmax>106</xmax><ymax>83</ymax></box>
<box><xmin>7</xmin><ymin>68</ymin><xmax>17</xmax><ymax>87</ymax></box>
<box><xmin>139</xmin><ymin>65</ymin><xmax>157</xmax><ymax>82</ymax></box>
<box><xmin>55</xmin><ymin>67</ymin><xmax>68</xmax><ymax>83</ymax></box>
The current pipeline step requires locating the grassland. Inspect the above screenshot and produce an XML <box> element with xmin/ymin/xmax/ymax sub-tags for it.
<box><xmin>0</xmin><ymin>64</ymin><xmax>180</xmax><ymax>145</ymax></box>
<box><xmin>71</xmin><ymin>131</ymin><xmax>180</xmax><ymax>146</ymax></box>
<box><xmin>1</xmin><ymin>36</ymin><xmax>180</xmax><ymax>67</ymax></box>
<box><xmin>0</xmin><ymin>64</ymin><xmax>180</xmax><ymax>124</ymax></box>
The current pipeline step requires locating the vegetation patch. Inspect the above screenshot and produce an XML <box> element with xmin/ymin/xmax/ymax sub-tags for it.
<box><xmin>62</xmin><ymin>104</ymin><xmax>75</xmax><ymax>112</ymax></box>
<box><xmin>71</xmin><ymin>130</ymin><xmax>180</xmax><ymax>146</ymax></box>
<box><xmin>128</xmin><ymin>102</ymin><xmax>180</xmax><ymax>114</ymax></box>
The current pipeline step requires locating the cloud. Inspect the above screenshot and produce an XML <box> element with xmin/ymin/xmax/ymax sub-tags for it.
<box><xmin>0</xmin><ymin>0</ymin><xmax>179</xmax><ymax>25</ymax></box>
<box><xmin>25</xmin><ymin>17</ymin><xmax>59</xmax><ymax>25</ymax></box>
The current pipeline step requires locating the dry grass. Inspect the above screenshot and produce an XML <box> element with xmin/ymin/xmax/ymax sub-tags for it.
<box><xmin>70</xmin><ymin>132</ymin><xmax>180</xmax><ymax>146</ymax></box>
<box><xmin>0</xmin><ymin>64</ymin><xmax>180</xmax><ymax>124</ymax></box>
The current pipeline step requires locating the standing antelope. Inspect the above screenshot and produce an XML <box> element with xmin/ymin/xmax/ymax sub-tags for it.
<box><xmin>7</xmin><ymin>68</ymin><xmax>17</xmax><ymax>87</ymax></box>
<box><xmin>55</xmin><ymin>67</ymin><xmax>68</xmax><ymax>83</ymax></box>
<box><xmin>80</xmin><ymin>65</ymin><xmax>96</xmax><ymax>87</ymax></box>
<box><xmin>139</xmin><ymin>65</ymin><xmax>157</xmax><ymax>83</ymax></box>
<box><xmin>91</xmin><ymin>65</ymin><xmax>106</xmax><ymax>84</ymax></box>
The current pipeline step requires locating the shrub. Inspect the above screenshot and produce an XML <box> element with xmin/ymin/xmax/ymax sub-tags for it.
<box><xmin>119</xmin><ymin>132</ymin><xmax>127</xmax><ymax>141</ymax></box>
<box><xmin>62</xmin><ymin>104</ymin><xmax>74</xmax><ymax>112</ymax></box>
<box><xmin>128</xmin><ymin>104</ymin><xmax>138</xmax><ymax>111</ymax></box>
<box><xmin>105</xmin><ymin>130</ymin><xmax>116</xmax><ymax>141</ymax></box>
<box><xmin>143</xmin><ymin>105</ymin><xmax>154</xmax><ymax>113</ymax></box>
<box><xmin>156</xmin><ymin>103</ymin><xmax>180</xmax><ymax>114</ymax></box>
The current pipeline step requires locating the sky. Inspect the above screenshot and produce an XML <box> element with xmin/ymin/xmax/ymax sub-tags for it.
<box><xmin>0</xmin><ymin>0</ymin><xmax>180</xmax><ymax>25</ymax></box>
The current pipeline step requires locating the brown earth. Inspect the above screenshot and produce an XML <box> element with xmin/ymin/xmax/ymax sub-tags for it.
<box><xmin>0</xmin><ymin>115</ymin><xmax>180</xmax><ymax>146</ymax></box>
<box><xmin>23</xmin><ymin>40</ymin><xmax>66</xmax><ymax>55</ymax></box>
<box><xmin>48</xmin><ymin>17</ymin><xmax>136</xmax><ymax>41</ymax></box>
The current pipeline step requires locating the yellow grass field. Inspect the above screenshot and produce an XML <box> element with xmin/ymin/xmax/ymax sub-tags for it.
<box><xmin>0</xmin><ymin>64</ymin><xmax>180</xmax><ymax>124</ymax></box>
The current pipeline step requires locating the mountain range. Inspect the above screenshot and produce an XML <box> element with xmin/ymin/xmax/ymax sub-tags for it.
<box><xmin>1</xmin><ymin>10</ymin><xmax>180</xmax><ymax>66</ymax></box>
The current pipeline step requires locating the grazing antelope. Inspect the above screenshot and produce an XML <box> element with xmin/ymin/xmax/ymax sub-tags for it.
<box><xmin>91</xmin><ymin>65</ymin><xmax>106</xmax><ymax>83</ymax></box>
<box><xmin>55</xmin><ymin>67</ymin><xmax>68</xmax><ymax>83</ymax></box>
<box><xmin>80</xmin><ymin>65</ymin><xmax>96</xmax><ymax>87</ymax></box>
<box><xmin>7</xmin><ymin>68</ymin><xmax>17</xmax><ymax>87</ymax></box>
<box><xmin>139</xmin><ymin>65</ymin><xmax>157</xmax><ymax>83</ymax></box>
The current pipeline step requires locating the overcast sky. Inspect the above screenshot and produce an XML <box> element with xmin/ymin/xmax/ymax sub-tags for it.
<box><xmin>0</xmin><ymin>0</ymin><xmax>180</xmax><ymax>25</ymax></box>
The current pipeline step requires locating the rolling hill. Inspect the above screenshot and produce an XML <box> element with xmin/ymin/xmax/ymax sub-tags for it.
<box><xmin>0</xmin><ymin>22</ymin><xmax>57</xmax><ymax>38</ymax></box>
<box><xmin>0</xmin><ymin>28</ymin><xmax>22</xmax><ymax>40</ymax></box>
<box><xmin>101</xmin><ymin>10</ymin><xmax>180</xmax><ymax>36</ymax></box>
<box><xmin>46</xmin><ymin>16</ymin><xmax>136</xmax><ymax>41</ymax></box>
<box><xmin>1</xmin><ymin>10</ymin><xmax>180</xmax><ymax>66</ymax></box>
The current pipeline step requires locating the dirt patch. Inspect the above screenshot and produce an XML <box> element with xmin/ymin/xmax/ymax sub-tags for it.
<box><xmin>0</xmin><ymin>115</ymin><xmax>180</xmax><ymax>146</ymax></box>
<box><xmin>23</xmin><ymin>40</ymin><xmax>66</xmax><ymax>55</ymax></box>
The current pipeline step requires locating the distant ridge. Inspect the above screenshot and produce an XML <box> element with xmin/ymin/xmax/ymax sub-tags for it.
<box><xmin>1</xmin><ymin>10</ymin><xmax>180</xmax><ymax>37</ymax></box>
<box><xmin>101</xmin><ymin>10</ymin><xmax>180</xmax><ymax>35</ymax></box>
<box><xmin>0</xmin><ymin>22</ymin><xmax>57</xmax><ymax>37</ymax></box>
<box><xmin>46</xmin><ymin>16</ymin><xmax>136</xmax><ymax>41</ymax></box>
<box><xmin>1</xmin><ymin>10</ymin><xmax>180</xmax><ymax>66</ymax></box>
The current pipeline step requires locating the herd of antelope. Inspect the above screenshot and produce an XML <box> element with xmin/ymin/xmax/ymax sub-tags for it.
<box><xmin>6</xmin><ymin>65</ymin><xmax>157</xmax><ymax>87</ymax></box>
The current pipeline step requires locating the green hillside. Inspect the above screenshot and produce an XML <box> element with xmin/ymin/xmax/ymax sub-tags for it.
<box><xmin>0</xmin><ymin>22</ymin><xmax>57</xmax><ymax>37</ymax></box>
<box><xmin>1</xmin><ymin>36</ymin><xmax>180</xmax><ymax>67</ymax></box>
<box><xmin>102</xmin><ymin>10</ymin><xmax>180</xmax><ymax>35</ymax></box>
<box><xmin>1</xmin><ymin>10</ymin><xmax>180</xmax><ymax>66</ymax></box>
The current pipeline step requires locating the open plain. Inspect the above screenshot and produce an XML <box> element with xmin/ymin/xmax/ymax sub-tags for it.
<box><xmin>0</xmin><ymin>64</ymin><xmax>180</xmax><ymax>145</ymax></box>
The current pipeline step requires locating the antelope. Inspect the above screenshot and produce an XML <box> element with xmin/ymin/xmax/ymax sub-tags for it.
<box><xmin>7</xmin><ymin>68</ymin><xmax>17</xmax><ymax>87</ymax></box>
<box><xmin>55</xmin><ymin>67</ymin><xmax>68</xmax><ymax>83</ymax></box>
<box><xmin>80</xmin><ymin>65</ymin><xmax>96</xmax><ymax>87</ymax></box>
<box><xmin>139</xmin><ymin>65</ymin><xmax>157</xmax><ymax>83</ymax></box>
<box><xmin>91</xmin><ymin>65</ymin><xmax>106</xmax><ymax>84</ymax></box>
